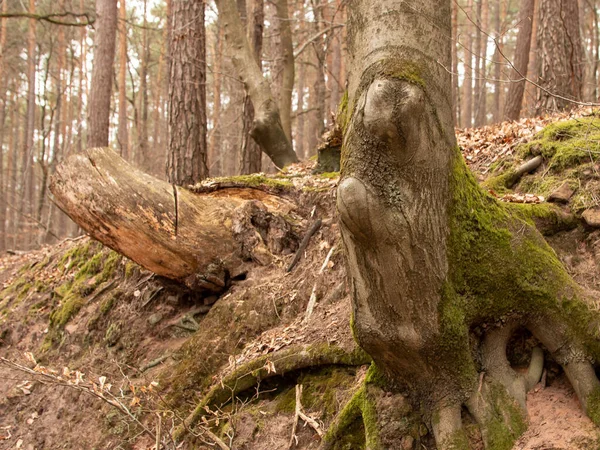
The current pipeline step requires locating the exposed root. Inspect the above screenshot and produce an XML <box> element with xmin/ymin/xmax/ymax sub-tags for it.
<box><xmin>432</xmin><ymin>404</ymin><xmax>468</xmax><ymax>450</ymax></box>
<box><xmin>174</xmin><ymin>344</ymin><xmax>370</xmax><ymax>441</ymax></box>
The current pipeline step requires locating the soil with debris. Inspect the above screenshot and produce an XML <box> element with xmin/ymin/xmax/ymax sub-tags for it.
<box><xmin>2</xmin><ymin>109</ymin><xmax>600</xmax><ymax>449</ymax></box>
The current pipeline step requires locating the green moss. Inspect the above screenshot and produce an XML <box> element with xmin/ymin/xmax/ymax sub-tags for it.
<box><xmin>444</xmin><ymin>430</ymin><xmax>470</xmax><ymax>450</ymax></box>
<box><xmin>320</xmin><ymin>171</ymin><xmax>340</xmax><ymax>179</ymax></box>
<box><xmin>585</xmin><ymin>386</ymin><xmax>600</xmax><ymax>426</ymax></box>
<box><xmin>337</xmin><ymin>90</ymin><xmax>350</xmax><ymax>133</ymax></box>
<box><xmin>484</xmin><ymin>383</ymin><xmax>528</xmax><ymax>450</ymax></box>
<box><xmin>444</xmin><ymin>147</ymin><xmax>600</xmax><ymax>382</ymax></box>
<box><xmin>100</xmin><ymin>295</ymin><xmax>116</xmax><ymax>315</ymax></box>
<box><xmin>519</xmin><ymin>118</ymin><xmax>600</xmax><ymax>170</ymax></box>
<box><xmin>382</xmin><ymin>61</ymin><xmax>425</xmax><ymax>88</ymax></box>
<box><xmin>124</xmin><ymin>262</ymin><xmax>137</xmax><ymax>279</ymax></box>
<box><xmin>482</xmin><ymin>170</ymin><xmax>518</xmax><ymax>192</ymax></box>
<box><xmin>50</xmin><ymin>288</ymin><xmax>84</xmax><ymax>328</ymax></box>
<box><xmin>202</xmin><ymin>174</ymin><xmax>293</xmax><ymax>190</ymax></box>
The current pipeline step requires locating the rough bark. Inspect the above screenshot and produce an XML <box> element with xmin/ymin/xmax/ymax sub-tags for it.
<box><xmin>239</xmin><ymin>0</ymin><xmax>263</xmax><ymax>175</ymax></box>
<box><xmin>338</xmin><ymin>0</ymin><xmax>600</xmax><ymax>448</ymax></box>
<box><xmin>503</xmin><ymin>0</ymin><xmax>535</xmax><ymax>121</ymax></box>
<box><xmin>215</xmin><ymin>0</ymin><xmax>298</xmax><ymax>168</ymax></box>
<box><xmin>0</xmin><ymin>0</ymin><xmax>7</xmax><ymax>251</ymax></box>
<box><xmin>461</xmin><ymin>0</ymin><xmax>473</xmax><ymax>127</ymax></box>
<box><xmin>275</xmin><ymin>0</ymin><xmax>294</xmax><ymax>142</ymax></box>
<box><xmin>536</xmin><ymin>0</ymin><xmax>584</xmax><ymax>112</ymax></box>
<box><xmin>117</xmin><ymin>0</ymin><xmax>129</xmax><ymax>160</ymax></box>
<box><xmin>209</xmin><ymin>23</ymin><xmax>224</xmax><ymax>176</ymax></box>
<box><xmin>88</xmin><ymin>0</ymin><xmax>117</xmax><ymax>148</ymax></box>
<box><xmin>474</xmin><ymin>0</ymin><xmax>488</xmax><ymax>127</ymax></box>
<box><xmin>167</xmin><ymin>0</ymin><xmax>208</xmax><ymax>185</ymax></box>
<box><xmin>50</xmin><ymin>147</ymin><xmax>299</xmax><ymax>292</ymax></box>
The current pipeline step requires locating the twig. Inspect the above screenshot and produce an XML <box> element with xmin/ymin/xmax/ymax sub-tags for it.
<box><xmin>155</xmin><ymin>413</ymin><xmax>162</xmax><ymax>450</ymax></box>
<box><xmin>288</xmin><ymin>384</ymin><xmax>323</xmax><ymax>448</ymax></box>
<box><xmin>304</xmin><ymin>245</ymin><xmax>336</xmax><ymax>323</ymax></box>
<box><xmin>288</xmin><ymin>384</ymin><xmax>302</xmax><ymax>448</ymax></box>
<box><xmin>287</xmin><ymin>219</ymin><xmax>322</xmax><ymax>272</ymax></box>
<box><xmin>139</xmin><ymin>354</ymin><xmax>171</xmax><ymax>373</ymax></box>
<box><xmin>203</xmin><ymin>429</ymin><xmax>231</xmax><ymax>450</ymax></box>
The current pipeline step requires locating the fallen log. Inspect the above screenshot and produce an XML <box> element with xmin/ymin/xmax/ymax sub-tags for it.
<box><xmin>50</xmin><ymin>147</ymin><xmax>299</xmax><ymax>292</ymax></box>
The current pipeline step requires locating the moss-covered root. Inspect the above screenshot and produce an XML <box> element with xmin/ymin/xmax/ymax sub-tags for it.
<box><xmin>173</xmin><ymin>343</ymin><xmax>370</xmax><ymax>442</ymax></box>
<box><xmin>466</xmin><ymin>378</ymin><xmax>528</xmax><ymax>450</ymax></box>
<box><xmin>432</xmin><ymin>404</ymin><xmax>469</xmax><ymax>450</ymax></box>
<box><xmin>322</xmin><ymin>364</ymin><xmax>416</xmax><ymax>450</ymax></box>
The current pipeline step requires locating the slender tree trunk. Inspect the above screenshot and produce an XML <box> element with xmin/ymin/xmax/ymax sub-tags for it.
<box><xmin>17</xmin><ymin>0</ymin><xmax>37</xmax><ymax>249</ymax></box>
<box><xmin>88</xmin><ymin>0</ymin><xmax>117</xmax><ymax>148</ymax></box>
<box><xmin>462</xmin><ymin>0</ymin><xmax>473</xmax><ymax>127</ymax></box>
<box><xmin>492</xmin><ymin>0</ymin><xmax>502</xmax><ymax>122</ymax></box>
<box><xmin>451</xmin><ymin>0</ymin><xmax>460</xmax><ymax>126</ymax></box>
<box><xmin>117</xmin><ymin>0</ymin><xmax>129</xmax><ymax>159</ymax></box>
<box><xmin>503</xmin><ymin>0</ymin><xmax>535</xmax><ymax>121</ymax></box>
<box><xmin>215</xmin><ymin>0</ymin><xmax>298</xmax><ymax>168</ymax></box>
<box><xmin>0</xmin><ymin>0</ymin><xmax>7</xmax><ymax>251</ymax></box>
<box><xmin>138</xmin><ymin>0</ymin><xmax>149</xmax><ymax>170</ymax></box>
<box><xmin>209</xmin><ymin>23</ymin><xmax>224</xmax><ymax>176</ymax></box>
<box><xmin>167</xmin><ymin>0</ymin><xmax>208</xmax><ymax>185</ymax></box>
<box><xmin>536</xmin><ymin>0</ymin><xmax>584</xmax><ymax>112</ymax></box>
<box><xmin>239</xmin><ymin>0</ymin><xmax>264</xmax><ymax>174</ymax></box>
<box><xmin>9</xmin><ymin>89</ymin><xmax>19</xmax><ymax>248</ymax></box>
<box><xmin>474</xmin><ymin>0</ymin><xmax>488</xmax><ymax>127</ymax></box>
<box><xmin>276</xmin><ymin>0</ymin><xmax>294</xmax><ymax>141</ymax></box>
<box><xmin>473</xmin><ymin>0</ymin><xmax>483</xmax><ymax>126</ymax></box>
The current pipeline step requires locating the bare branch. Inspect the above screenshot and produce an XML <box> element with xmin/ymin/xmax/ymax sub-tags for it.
<box><xmin>0</xmin><ymin>11</ymin><xmax>94</xmax><ymax>26</ymax></box>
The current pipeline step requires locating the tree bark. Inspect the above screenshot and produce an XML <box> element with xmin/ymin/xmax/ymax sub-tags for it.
<box><xmin>88</xmin><ymin>0</ymin><xmax>117</xmax><ymax>148</ymax></box>
<box><xmin>0</xmin><ymin>0</ymin><xmax>7</xmax><ymax>251</ymax></box>
<box><xmin>536</xmin><ymin>0</ymin><xmax>584</xmax><ymax>112</ymax></box>
<box><xmin>117</xmin><ymin>0</ymin><xmax>129</xmax><ymax>160</ymax></box>
<box><xmin>215</xmin><ymin>0</ymin><xmax>298</xmax><ymax>168</ymax></box>
<box><xmin>503</xmin><ymin>0</ymin><xmax>535</xmax><ymax>121</ymax></box>
<box><xmin>461</xmin><ymin>0</ymin><xmax>473</xmax><ymax>127</ymax></box>
<box><xmin>209</xmin><ymin>23</ymin><xmax>224</xmax><ymax>176</ymax></box>
<box><xmin>239</xmin><ymin>0</ymin><xmax>264</xmax><ymax>175</ymax></box>
<box><xmin>276</xmin><ymin>0</ymin><xmax>294</xmax><ymax>142</ymax></box>
<box><xmin>50</xmin><ymin>147</ymin><xmax>298</xmax><ymax>292</ymax></box>
<box><xmin>167</xmin><ymin>0</ymin><xmax>208</xmax><ymax>185</ymax></box>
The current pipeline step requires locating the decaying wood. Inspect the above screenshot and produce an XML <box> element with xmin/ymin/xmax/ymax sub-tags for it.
<box><xmin>50</xmin><ymin>147</ymin><xmax>299</xmax><ymax>292</ymax></box>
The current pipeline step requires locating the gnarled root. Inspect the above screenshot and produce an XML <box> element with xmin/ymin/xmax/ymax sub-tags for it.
<box><xmin>174</xmin><ymin>343</ymin><xmax>370</xmax><ymax>442</ymax></box>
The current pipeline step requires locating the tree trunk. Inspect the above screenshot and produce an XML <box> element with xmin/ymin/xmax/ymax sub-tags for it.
<box><xmin>88</xmin><ymin>0</ymin><xmax>118</xmax><ymax>148</ymax></box>
<box><xmin>137</xmin><ymin>0</ymin><xmax>150</xmax><ymax>170</ymax></box>
<box><xmin>117</xmin><ymin>0</ymin><xmax>129</xmax><ymax>160</ymax></box>
<box><xmin>461</xmin><ymin>0</ymin><xmax>473</xmax><ymax>127</ymax></box>
<box><xmin>474</xmin><ymin>0</ymin><xmax>488</xmax><ymax>127</ymax></box>
<box><xmin>492</xmin><ymin>0</ymin><xmax>502</xmax><ymax>122</ymax></box>
<box><xmin>338</xmin><ymin>0</ymin><xmax>600</xmax><ymax>447</ymax></box>
<box><xmin>536</xmin><ymin>0</ymin><xmax>584</xmax><ymax>112</ymax></box>
<box><xmin>0</xmin><ymin>0</ymin><xmax>7</xmax><ymax>251</ymax></box>
<box><xmin>50</xmin><ymin>147</ymin><xmax>298</xmax><ymax>292</ymax></box>
<box><xmin>167</xmin><ymin>0</ymin><xmax>208</xmax><ymax>185</ymax></box>
<box><xmin>17</xmin><ymin>0</ymin><xmax>37</xmax><ymax>249</ymax></box>
<box><xmin>275</xmin><ymin>0</ymin><xmax>294</xmax><ymax>142</ymax></box>
<box><xmin>504</xmin><ymin>0</ymin><xmax>535</xmax><ymax>121</ymax></box>
<box><xmin>215</xmin><ymin>0</ymin><xmax>298</xmax><ymax>168</ymax></box>
<box><xmin>239</xmin><ymin>0</ymin><xmax>264</xmax><ymax>175</ymax></box>
<box><xmin>209</xmin><ymin>23</ymin><xmax>224</xmax><ymax>177</ymax></box>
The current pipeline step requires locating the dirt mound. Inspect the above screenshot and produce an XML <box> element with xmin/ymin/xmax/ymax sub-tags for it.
<box><xmin>2</xmin><ymin>121</ymin><xmax>600</xmax><ymax>449</ymax></box>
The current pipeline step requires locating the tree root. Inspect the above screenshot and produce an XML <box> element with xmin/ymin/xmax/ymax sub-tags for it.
<box><xmin>174</xmin><ymin>343</ymin><xmax>370</xmax><ymax>442</ymax></box>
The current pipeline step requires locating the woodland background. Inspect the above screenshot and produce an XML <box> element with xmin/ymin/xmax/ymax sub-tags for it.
<box><xmin>0</xmin><ymin>0</ymin><xmax>595</xmax><ymax>251</ymax></box>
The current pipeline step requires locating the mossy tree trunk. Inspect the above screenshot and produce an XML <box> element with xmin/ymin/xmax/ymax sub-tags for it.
<box><xmin>337</xmin><ymin>0</ymin><xmax>600</xmax><ymax>448</ymax></box>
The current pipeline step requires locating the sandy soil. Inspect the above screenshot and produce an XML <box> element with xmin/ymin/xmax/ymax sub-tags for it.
<box><xmin>514</xmin><ymin>376</ymin><xmax>600</xmax><ymax>450</ymax></box>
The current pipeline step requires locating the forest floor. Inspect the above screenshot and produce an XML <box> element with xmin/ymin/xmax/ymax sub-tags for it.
<box><xmin>2</xmin><ymin>108</ymin><xmax>600</xmax><ymax>449</ymax></box>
